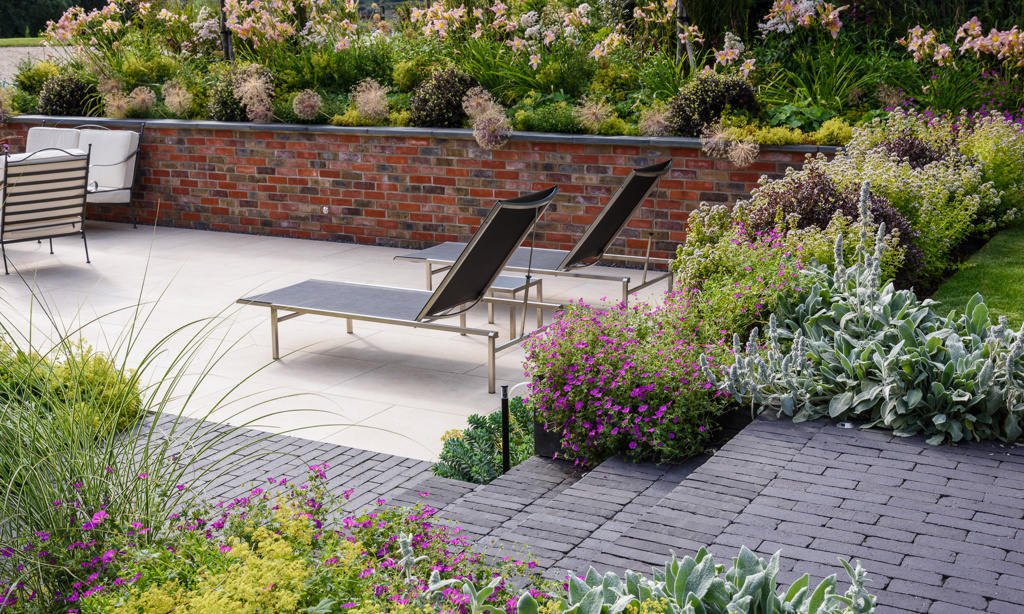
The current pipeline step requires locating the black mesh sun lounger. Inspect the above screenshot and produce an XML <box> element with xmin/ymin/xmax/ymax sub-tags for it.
<box><xmin>238</xmin><ymin>186</ymin><xmax>559</xmax><ymax>393</ymax></box>
<box><xmin>395</xmin><ymin>160</ymin><xmax>674</xmax><ymax>303</ymax></box>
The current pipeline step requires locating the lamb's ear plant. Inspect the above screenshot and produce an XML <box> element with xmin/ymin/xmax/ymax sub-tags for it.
<box><xmin>516</xmin><ymin>546</ymin><xmax>874</xmax><ymax>614</ymax></box>
<box><xmin>704</xmin><ymin>181</ymin><xmax>1024</xmax><ymax>445</ymax></box>
<box><xmin>0</xmin><ymin>256</ymin><xmax>350</xmax><ymax>607</ymax></box>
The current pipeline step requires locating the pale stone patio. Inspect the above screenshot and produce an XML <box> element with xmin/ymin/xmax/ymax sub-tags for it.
<box><xmin>0</xmin><ymin>221</ymin><xmax>667</xmax><ymax>460</ymax></box>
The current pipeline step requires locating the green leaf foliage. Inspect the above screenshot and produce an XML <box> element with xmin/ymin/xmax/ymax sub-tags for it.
<box><xmin>432</xmin><ymin>396</ymin><xmax>534</xmax><ymax>484</ymax></box>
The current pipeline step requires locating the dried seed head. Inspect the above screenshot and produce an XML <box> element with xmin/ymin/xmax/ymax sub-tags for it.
<box><xmin>727</xmin><ymin>140</ymin><xmax>759</xmax><ymax>168</ymax></box>
<box><xmin>162</xmin><ymin>81</ymin><xmax>193</xmax><ymax>116</ymax></box>
<box><xmin>129</xmin><ymin>87</ymin><xmax>157</xmax><ymax>113</ymax></box>
<box><xmin>638</xmin><ymin>102</ymin><xmax>672</xmax><ymax>137</ymax></box>
<box><xmin>573</xmin><ymin>97</ymin><xmax>611</xmax><ymax>133</ymax></box>
<box><xmin>462</xmin><ymin>86</ymin><xmax>496</xmax><ymax>120</ymax></box>
<box><xmin>700</xmin><ymin>120</ymin><xmax>731</xmax><ymax>158</ymax></box>
<box><xmin>352</xmin><ymin>78</ymin><xmax>390</xmax><ymax>124</ymax></box>
<box><xmin>103</xmin><ymin>93</ymin><xmax>131</xmax><ymax>119</ymax></box>
<box><xmin>292</xmin><ymin>89</ymin><xmax>323</xmax><ymax>121</ymax></box>
<box><xmin>472</xmin><ymin>107</ymin><xmax>512</xmax><ymax>150</ymax></box>
<box><xmin>233</xmin><ymin>64</ymin><xmax>275</xmax><ymax>123</ymax></box>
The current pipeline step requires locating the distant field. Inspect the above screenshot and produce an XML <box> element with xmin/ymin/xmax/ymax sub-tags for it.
<box><xmin>0</xmin><ymin>38</ymin><xmax>44</xmax><ymax>48</ymax></box>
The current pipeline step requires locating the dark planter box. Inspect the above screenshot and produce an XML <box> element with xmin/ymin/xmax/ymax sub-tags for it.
<box><xmin>533</xmin><ymin>415</ymin><xmax>569</xmax><ymax>459</ymax></box>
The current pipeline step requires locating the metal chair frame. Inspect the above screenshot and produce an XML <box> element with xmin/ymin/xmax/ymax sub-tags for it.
<box><xmin>0</xmin><ymin>147</ymin><xmax>92</xmax><ymax>275</ymax></box>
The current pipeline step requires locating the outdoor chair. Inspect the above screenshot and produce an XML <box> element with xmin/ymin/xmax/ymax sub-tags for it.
<box><xmin>395</xmin><ymin>160</ymin><xmax>674</xmax><ymax>304</ymax></box>
<box><xmin>26</xmin><ymin>124</ymin><xmax>144</xmax><ymax>227</ymax></box>
<box><xmin>1</xmin><ymin>147</ymin><xmax>92</xmax><ymax>275</ymax></box>
<box><xmin>238</xmin><ymin>186</ymin><xmax>561</xmax><ymax>393</ymax></box>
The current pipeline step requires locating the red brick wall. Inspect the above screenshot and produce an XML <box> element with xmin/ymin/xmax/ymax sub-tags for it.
<box><xmin>2</xmin><ymin>119</ymin><xmax>821</xmax><ymax>260</ymax></box>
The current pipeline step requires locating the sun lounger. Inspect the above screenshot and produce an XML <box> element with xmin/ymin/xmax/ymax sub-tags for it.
<box><xmin>1</xmin><ymin>147</ymin><xmax>92</xmax><ymax>274</ymax></box>
<box><xmin>238</xmin><ymin>186</ymin><xmax>560</xmax><ymax>393</ymax></box>
<box><xmin>395</xmin><ymin>160</ymin><xmax>674</xmax><ymax>303</ymax></box>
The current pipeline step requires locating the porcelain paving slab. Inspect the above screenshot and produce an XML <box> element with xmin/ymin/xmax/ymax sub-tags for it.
<box><xmin>0</xmin><ymin>220</ymin><xmax>665</xmax><ymax>461</ymax></box>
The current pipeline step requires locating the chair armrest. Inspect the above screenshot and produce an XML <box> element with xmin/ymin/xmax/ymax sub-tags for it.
<box><xmin>88</xmin><ymin>147</ymin><xmax>139</xmax><ymax>168</ymax></box>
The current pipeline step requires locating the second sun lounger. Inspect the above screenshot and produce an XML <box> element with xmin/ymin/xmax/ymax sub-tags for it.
<box><xmin>395</xmin><ymin>160</ymin><xmax>674</xmax><ymax>303</ymax></box>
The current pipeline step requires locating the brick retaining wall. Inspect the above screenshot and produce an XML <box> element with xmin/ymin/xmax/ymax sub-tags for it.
<box><xmin>2</xmin><ymin>117</ymin><xmax>836</xmax><ymax>260</ymax></box>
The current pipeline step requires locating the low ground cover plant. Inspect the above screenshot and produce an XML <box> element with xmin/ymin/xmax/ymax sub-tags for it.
<box><xmin>433</xmin><ymin>396</ymin><xmax>534</xmax><ymax>484</ymax></box>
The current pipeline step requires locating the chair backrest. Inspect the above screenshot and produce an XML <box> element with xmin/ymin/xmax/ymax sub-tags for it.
<box><xmin>26</xmin><ymin>127</ymin><xmax>81</xmax><ymax>153</ymax></box>
<box><xmin>78</xmin><ymin>128</ymin><xmax>141</xmax><ymax>190</ymax></box>
<box><xmin>2</xmin><ymin>148</ymin><xmax>90</xmax><ymax>240</ymax></box>
<box><xmin>557</xmin><ymin>159</ymin><xmax>673</xmax><ymax>270</ymax></box>
<box><xmin>418</xmin><ymin>186</ymin><xmax>558</xmax><ymax>320</ymax></box>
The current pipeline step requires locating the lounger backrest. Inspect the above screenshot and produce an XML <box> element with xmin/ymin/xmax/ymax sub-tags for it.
<box><xmin>26</xmin><ymin>127</ymin><xmax>81</xmax><ymax>153</ymax></box>
<box><xmin>2</xmin><ymin>148</ymin><xmax>90</xmax><ymax>241</ymax></box>
<box><xmin>418</xmin><ymin>186</ymin><xmax>558</xmax><ymax>320</ymax></box>
<box><xmin>557</xmin><ymin>159</ymin><xmax>673</xmax><ymax>270</ymax></box>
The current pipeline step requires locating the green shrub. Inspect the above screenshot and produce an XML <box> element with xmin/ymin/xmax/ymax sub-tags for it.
<box><xmin>830</xmin><ymin>139</ymin><xmax>1000</xmax><ymax>285</ymax></box>
<box><xmin>668</xmin><ymin>72</ymin><xmax>759</xmax><ymax>137</ymax></box>
<box><xmin>433</xmin><ymin>396</ymin><xmax>534</xmax><ymax>484</ymax></box>
<box><xmin>117</xmin><ymin>54</ymin><xmax>177</xmax><ymax>90</ymax></box>
<box><xmin>524</xmin><ymin>299</ymin><xmax>731</xmax><ymax>467</ymax></box>
<box><xmin>765</xmin><ymin>101</ymin><xmax>836</xmax><ymax>132</ymax></box>
<box><xmin>740</xmin><ymin>157</ymin><xmax>922</xmax><ymax>288</ymax></box>
<box><xmin>961</xmin><ymin>112</ymin><xmax>1024</xmax><ymax>220</ymax></box>
<box><xmin>0</xmin><ymin>341</ymin><xmax>143</xmax><ymax>434</ymax></box>
<box><xmin>512</xmin><ymin>101</ymin><xmax>581</xmax><ymax>133</ymax></box>
<box><xmin>205</xmin><ymin>63</ymin><xmax>246</xmax><ymax>122</ymax></box>
<box><xmin>392</xmin><ymin>58</ymin><xmax>431</xmax><ymax>93</ymax></box>
<box><xmin>14</xmin><ymin>59</ymin><xmax>59</xmax><ymax>95</ymax></box>
<box><xmin>409</xmin><ymin>68</ymin><xmax>478</xmax><ymax>128</ymax></box>
<box><xmin>812</xmin><ymin>117</ymin><xmax>854</xmax><ymax>145</ymax></box>
<box><xmin>11</xmin><ymin>89</ymin><xmax>37</xmax><ymax>114</ymax></box>
<box><xmin>589</xmin><ymin>64</ymin><xmax>640</xmax><ymax>103</ymax></box>
<box><xmin>329</xmin><ymin>107</ymin><xmax>379</xmax><ymax>126</ymax></box>
<box><xmin>712</xmin><ymin>184</ymin><xmax>1024</xmax><ymax>446</ymax></box>
<box><xmin>37</xmin><ymin>72</ymin><xmax>97</xmax><ymax>117</ymax></box>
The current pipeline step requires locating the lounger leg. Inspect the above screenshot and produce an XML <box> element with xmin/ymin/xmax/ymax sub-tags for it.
<box><xmin>536</xmin><ymin>281</ymin><xmax>544</xmax><ymax>328</ymax></box>
<box><xmin>2</xmin><ymin>245</ymin><xmax>7</xmax><ymax>275</ymax></box>
<box><xmin>270</xmin><ymin>307</ymin><xmax>280</xmax><ymax>360</ymax></box>
<box><xmin>346</xmin><ymin>318</ymin><xmax>353</xmax><ymax>334</ymax></box>
<box><xmin>82</xmin><ymin>233</ymin><xmax>90</xmax><ymax>264</ymax></box>
<box><xmin>509</xmin><ymin>304</ymin><xmax>516</xmax><ymax>340</ymax></box>
<box><xmin>487</xmin><ymin>291</ymin><xmax>494</xmax><ymax>324</ymax></box>
<box><xmin>425</xmin><ymin>262</ymin><xmax>433</xmax><ymax>290</ymax></box>
<box><xmin>49</xmin><ymin>239</ymin><xmax>53</xmax><ymax>255</ymax></box>
<box><xmin>622</xmin><ymin>279</ymin><xmax>629</xmax><ymax>306</ymax></box>
<box><xmin>487</xmin><ymin>334</ymin><xmax>496</xmax><ymax>394</ymax></box>
<box><xmin>460</xmin><ymin>312</ymin><xmax>467</xmax><ymax>335</ymax></box>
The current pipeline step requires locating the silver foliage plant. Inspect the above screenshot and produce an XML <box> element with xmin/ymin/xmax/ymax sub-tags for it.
<box><xmin>704</xmin><ymin>181</ymin><xmax>1024</xmax><ymax>445</ymax></box>
<box><xmin>517</xmin><ymin>546</ymin><xmax>875</xmax><ymax>614</ymax></box>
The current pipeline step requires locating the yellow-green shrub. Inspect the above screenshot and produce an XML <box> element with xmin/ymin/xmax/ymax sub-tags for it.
<box><xmin>812</xmin><ymin>118</ymin><xmax>854</xmax><ymax>146</ymax></box>
<box><xmin>14</xmin><ymin>60</ymin><xmax>59</xmax><ymax>96</ymax></box>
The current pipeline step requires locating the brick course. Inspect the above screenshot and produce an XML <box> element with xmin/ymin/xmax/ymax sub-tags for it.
<box><xmin>2</xmin><ymin>117</ymin><xmax>831</xmax><ymax>260</ymax></box>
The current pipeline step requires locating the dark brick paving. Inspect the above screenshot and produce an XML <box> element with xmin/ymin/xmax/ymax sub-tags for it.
<box><xmin>151</xmin><ymin>410</ymin><xmax>1024</xmax><ymax>614</ymax></box>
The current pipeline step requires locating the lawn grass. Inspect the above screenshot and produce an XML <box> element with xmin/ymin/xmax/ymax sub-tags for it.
<box><xmin>930</xmin><ymin>223</ymin><xmax>1024</xmax><ymax>328</ymax></box>
<box><xmin>0</xmin><ymin>38</ymin><xmax>44</xmax><ymax>47</ymax></box>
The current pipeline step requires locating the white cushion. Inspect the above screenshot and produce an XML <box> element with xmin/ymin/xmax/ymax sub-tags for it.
<box><xmin>79</xmin><ymin>129</ymin><xmax>139</xmax><ymax>190</ymax></box>
<box><xmin>86</xmin><ymin>187</ymin><xmax>131</xmax><ymax>203</ymax></box>
<box><xmin>1</xmin><ymin>148</ymin><xmax>87</xmax><ymax>182</ymax></box>
<box><xmin>26</xmin><ymin>127</ymin><xmax>81</xmax><ymax>153</ymax></box>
